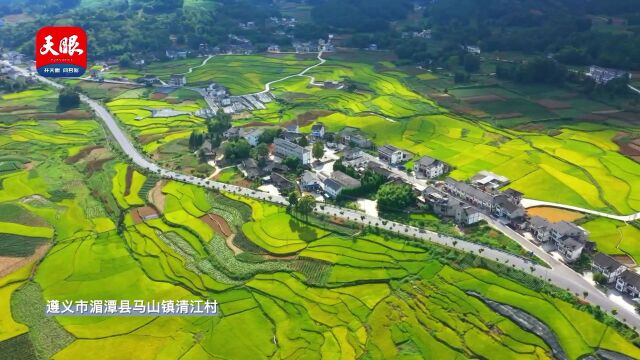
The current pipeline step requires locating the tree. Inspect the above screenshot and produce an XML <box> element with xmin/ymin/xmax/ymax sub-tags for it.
<box><xmin>223</xmin><ymin>139</ymin><xmax>251</xmax><ymax>161</ymax></box>
<box><xmin>463</xmin><ymin>53</ymin><xmax>480</xmax><ymax>73</ymax></box>
<box><xmin>288</xmin><ymin>192</ymin><xmax>299</xmax><ymax>210</ymax></box>
<box><xmin>312</xmin><ymin>141</ymin><xmax>324</xmax><ymax>161</ymax></box>
<box><xmin>298</xmin><ymin>135</ymin><xmax>309</xmax><ymax>147</ymax></box>
<box><xmin>296</xmin><ymin>195</ymin><xmax>315</xmax><ymax>220</ymax></box>
<box><xmin>376</xmin><ymin>184</ymin><xmax>416</xmax><ymax>211</ymax></box>
<box><xmin>251</xmin><ymin>143</ymin><xmax>269</xmax><ymax>165</ymax></box>
<box><xmin>119</xmin><ymin>53</ymin><xmax>133</xmax><ymax>68</ymax></box>
<box><xmin>58</xmin><ymin>88</ymin><xmax>80</xmax><ymax>110</ymax></box>
<box><xmin>593</xmin><ymin>272</ymin><xmax>608</xmax><ymax>286</ymax></box>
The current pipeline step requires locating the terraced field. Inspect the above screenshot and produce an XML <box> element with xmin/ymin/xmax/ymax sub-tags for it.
<box><xmin>3</xmin><ymin>54</ymin><xmax>640</xmax><ymax>358</ymax></box>
<box><xmin>186</xmin><ymin>54</ymin><xmax>318</xmax><ymax>94</ymax></box>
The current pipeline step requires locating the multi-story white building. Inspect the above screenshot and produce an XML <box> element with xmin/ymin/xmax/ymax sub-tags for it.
<box><xmin>274</xmin><ymin>138</ymin><xmax>312</xmax><ymax>164</ymax></box>
<box><xmin>415</xmin><ymin>156</ymin><xmax>448</xmax><ymax>179</ymax></box>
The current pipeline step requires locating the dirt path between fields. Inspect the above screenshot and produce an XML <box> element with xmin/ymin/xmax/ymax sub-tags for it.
<box><xmin>148</xmin><ymin>180</ymin><xmax>166</xmax><ymax>212</ymax></box>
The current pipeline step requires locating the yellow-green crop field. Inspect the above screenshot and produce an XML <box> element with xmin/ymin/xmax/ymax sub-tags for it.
<box><xmin>3</xmin><ymin>54</ymin><xmax>640</xmax><ymax>359</ymax></box>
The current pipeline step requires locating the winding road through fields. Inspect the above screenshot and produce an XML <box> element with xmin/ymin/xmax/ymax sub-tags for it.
<box><xmin>7</xmin><ymin>60</ymin><xmax>640</xmax><ymax>331</ymax></box>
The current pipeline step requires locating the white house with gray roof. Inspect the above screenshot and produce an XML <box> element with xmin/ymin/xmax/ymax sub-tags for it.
<box><xmin>592</xmin><ymin>253</ymin><xmax>627</xmax><ymax>283</ymax></box>
<box><xmin>415</xmin><ymin>156</ymin><xmax>449</xmax><ymax>179</ymax></box>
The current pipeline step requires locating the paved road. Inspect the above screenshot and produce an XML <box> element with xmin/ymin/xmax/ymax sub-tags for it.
<box><xmin>522</xmin><ymin>199</ymin><xmax>640</xmax><ymax>222</ymax></box>
<box><xmin>8</xmin><ymin>60</ymin><xmax>640</xmax><ymax>330</ymax></box>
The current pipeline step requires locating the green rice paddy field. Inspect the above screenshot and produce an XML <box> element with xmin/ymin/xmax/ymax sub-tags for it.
<box><xmin>3</xmin><ymin>87</ymin><xmax>640</xmax><ymax>358</ymax></box>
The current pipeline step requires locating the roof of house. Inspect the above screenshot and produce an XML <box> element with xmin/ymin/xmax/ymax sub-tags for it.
<box><xmin>378</xmin><ymin>144</ymin><xmax>401</xmax><ymax>156</ymax></box>
<box><xmin>324</xmin><ymin>178</ymin><xmax>343</xmax><ymax>193</ymax></box>
<box><xmin>301</xmin><ymin>171</ymin><xmax>319</xmax><ymax>185</ymax></box>
<box><xmin>311</xmin><ymin>123</ymin><xmax>325</xmax><ymax>131</ymax></box>
<box><xmin>416</xmin><ymin>156</ymin><xmax>437</xmax><ymax>167</ymax></box>
<box><xmin>366</xmin><ymin>161</ymin><xmax>393</xmax><ymax>178</ymax></box>
<box><xmin>493</xmin><ymin>194</ymin><xmax>521</xmax><ymax>214</ymax></box>
<box><xmin>241</xmin><ymin>158</ymin><xmax>262</xmax><ymax>178</ymax></box>
<box><xmin>593</xmin><ymin>252</ymin><xmax>624</xmax><ymax>272</ymax></box>
<box><xmin>445</xmin><ymin>177</ymin><xmax>495</xmax><ymax>204</ymax></box>
<box><xmin>240</xmin><ymin>127</ymin><xmax>264</xmax><ymax>139</ymax></box>
<box><xmin>529</xmin><ymin>216</ymin><xmax>551</xmax><ymax>229</ymax></box>
<box><xmin>551</xmin><ymin>221</ymin><xmax>583</xmax><ymax>237</ymax></box>
<box><xmin>619</xmin><ymin>270</ymin><xmax>640</xmax><ymax>289</ymax></box>
<box><xmin>559</xmin><ymin>237</ymin><xmax>584</xmax><ymax>250</ymax></box>
<box><xmin>271</xmin><ymin>173</ymin><xmax>294</xmax><ymax>188</ymax></box>
<box><xmin>503</xmin><ymin>188</ymin><xmax>523</xmax><ymax>198</ymax></box>
<box><xmin>332</xmin><ymin>171</ymin><xmax>361</xmax><ymax>189</ymax></box>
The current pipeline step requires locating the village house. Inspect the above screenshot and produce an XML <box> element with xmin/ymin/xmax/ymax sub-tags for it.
<box><xmin>271</xmin><ymin>173</ymin><xmax>295</xmax><ymax>193</ymax></box>
<box><xmin>616</xmin><ymin>271</ymin><xmax>640</xmax><ymax>298</ymax></box>
<box><xmin>527</xmin><ymin>217</ymin><xmax>590</xmax><ymax>262</ymax></box>
<box><xmin>138</xmin><ymin>74</ymin><xmax>160</xmax><ymax>86</ymax></box>
<box><xmin>425</xmin><ymin>188</ymin><xmax>482</xmax><ymax>226</ymax></box>
<box><xmin>267</xmin><ymin>45</ymin><xmax>281</xmax><ymax>53</ymax></box>
<box><xmin>300</xmin><ymin>171</ymin><xmax>321</xmax><ymax>192</ymax></box>
<box><xmin>343</xmin><ymin>148</ymin><xmax>362</xmax><ymax>161</ymax></box>
<box><xmin>223</xmin><ymin>127</ymin><xmax>241</xmax><ymax>139</ymax></box>
<box><xmin>169</xmin><ymin>74</ymin><xmax>187</xmax><ymax>87</ymax></box>
<box><xmin>239</xmin><ymin>158</ymin><xmax>264</xmax><ymax>180</ymax></box>
<box><xmin>323</xmin><ymin>178</ymin><xmax>343</xmax><ymax>198</ymax></box>
<box><xmin>464</xmin><ymin>45</ymin><xmax>481</xmax><ymax>55</ymax></box>
<box><xmin>323</xmin><ymin>80</ymin><xmax>342</xmax><ymax>89</ymax></box>
<box><xmin>323</xmin><ymin>171</ymin><xmax>361</xmax><ymax>198</ymax></box>
<box><xmin>492</xmin><ymin>194</ymin><xmax>526</xmax><ymax>223</ymax></box>
<box><xmin>274</xmin><ymin>138</ymin><xmax>312</xmax><ymax>165</ymax></box>
<box><xmin>378</xmin><ymin>144</ymin><xmax>411</xmax><ymax>165</ymax></box>
<box><xmin>339</xmin><ymin>127</ymin><xmax>371</xmax><ymax>149</ymax></box>
<box><xmin>239</xmin><ymin>128</ymin><xmax>264</xmax><ymax>147</ymax></box>
<box><xmin>592</xmin><ymin>253</ymin><xmax>627</xmax><ymax>283</ymax></box>
<box><xmin>502</xmin><ymin>188</ymin><xmax>524</xmax><ymax>204</ymax></box>
<box><xmin>443</xmin><ymin>177</ymin><xmax>495</xmax><ymax>210</ymax></box>
<box><xmin>331</xmin><ymin>171</ymin><xmax>361</xmax><ymax>189</ymax></box>
<box><xmin>311</xmin><ymin>122</ymin><xmax>325</xmax><ymax>139</ymax></box>
<box><xmin>587</xmin><ymin>65</ymin><xmax>630</xmax><ymax>84</ymax></box>
<box><xmin>414</xmin><ymin>156</ymin><xmax>449</xmax><ymax>179</ymax></box>
<box><xmin>199</xmin><ymin>140</ymin><xmax>215</xmax><ymax>160</ymax></box>
<box><xmin>471</xmin><ymin>171</ymin><xmax>510</xmax><ymax>190</ymax></box>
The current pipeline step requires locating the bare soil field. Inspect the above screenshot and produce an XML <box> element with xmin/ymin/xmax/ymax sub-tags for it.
<box><xmin>461</xmin><ymin>94</ymin><xmax>504</xmax><ymax>103</ymax></box>
<box><xmin>536</xmin><ymin>99</ymin><xmax>571</xmax><ymax>110</ymax></box>
<box><xmin>527</xmin><ymin>206</ymin><xmax>584</xmax><ymax>222</ymax></box>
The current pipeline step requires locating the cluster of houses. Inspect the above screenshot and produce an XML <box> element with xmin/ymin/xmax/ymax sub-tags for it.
<box><xmin>586</xmin><ymin>65</ymin><xmax>631</xmax><ymax>85</ymax></box>
<box><xmin>423</xmin><ymin>171</ymin><xmax>596</xmax><ymax>263</ymax></box>
<box><xmin>401</xmin><ymin>29</ymin><xmax>432</xmax><ymax>40</ymax></box>
<box><xmin>592</xmin><ymin>253</ymin><xmax>640</xmax><ymax>299</ymax></box>
<box><xmin>202</xmin><ymin>82</ymin><xmax>275</xmax><ymax>115</ymax></box>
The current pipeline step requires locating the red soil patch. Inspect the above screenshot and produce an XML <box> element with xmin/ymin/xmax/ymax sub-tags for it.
<box><xmin>86</xmin><ymin>157</ymin><xmax>114</xmax><ymax>176</ymax></box>
<box><xmin>0</xmin><ymin>105</ymin><xmax>34</xmax><ymax>113</ymax></box>
<box><xmin>453</xmin><ymin>107</ymin><xmax>488</xmax><ymax>117</ymax></box>
<box><xmin>536</xmin><ymin>99</ymin><xmax>571</xmax><ymax>110</ymax></box>
<box><xmin>22</xmin><ymin>162</ymin><xmax>34</xmax><ymax>171</ymax></box>
<box><xmin>199</xmin><ymin>213</ymin><xmax>233</xmax><ymax>237</ymax></box>
<box><xmin>494</xmin><ymin>112</ymin><xmax>523</xmax><ymax>119</ymax></box>
<box><xmin>124</xmin><ymin>166</ymin><xmax>134</xmax><ymax>197</ymax></box>
<box><xmin>462</xmin><ymin>94</ymin><xmax>504</xmax><ymax>103</ymax></box>
<box><xmin>514</xmin><ymin>123</ymin><xmax>545</xmax><ymax>132</ymax></box>
<box><xmin>65</xmin><ymin>145</ymin><xmax>103</xmax><ymax>164</ymax></box>
<box><xmin>149</xmin><ymin>180</ymin><xmax>167</xmax><ymax>212</ymax></box>
<box><xmin>28</xmin><ymin>110</ymin><xmax>92</xmax><ymax>120</ymax></box>
<box><xmin>613</xmin><ymin>255</ymin><xmax>636</xmax><ymax>267</ymax></box>
<box><xmin>150</xmin><ymin>93</ymin><xmax>167</xmax><ymax>100</ymax></box>
<box><xmin>0</xmin><ymin>243</ymin><xmax>51</xmax><ymax>279</ymax></box>
<box><xmin>239</xmin><ymin>121</ymin><xmax>273</xmax><ymax>128</ymax></box>
<box><xmin>131</xmin><ymin>206</ymin><xmax>160</xmax><ymax>224</ymax></box>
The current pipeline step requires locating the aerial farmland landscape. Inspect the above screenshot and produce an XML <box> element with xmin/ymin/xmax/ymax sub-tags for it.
<box><xmin>1</xmin><ymin>0</ymin><xmax>640</xmax><ymax>359</ymax></box>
